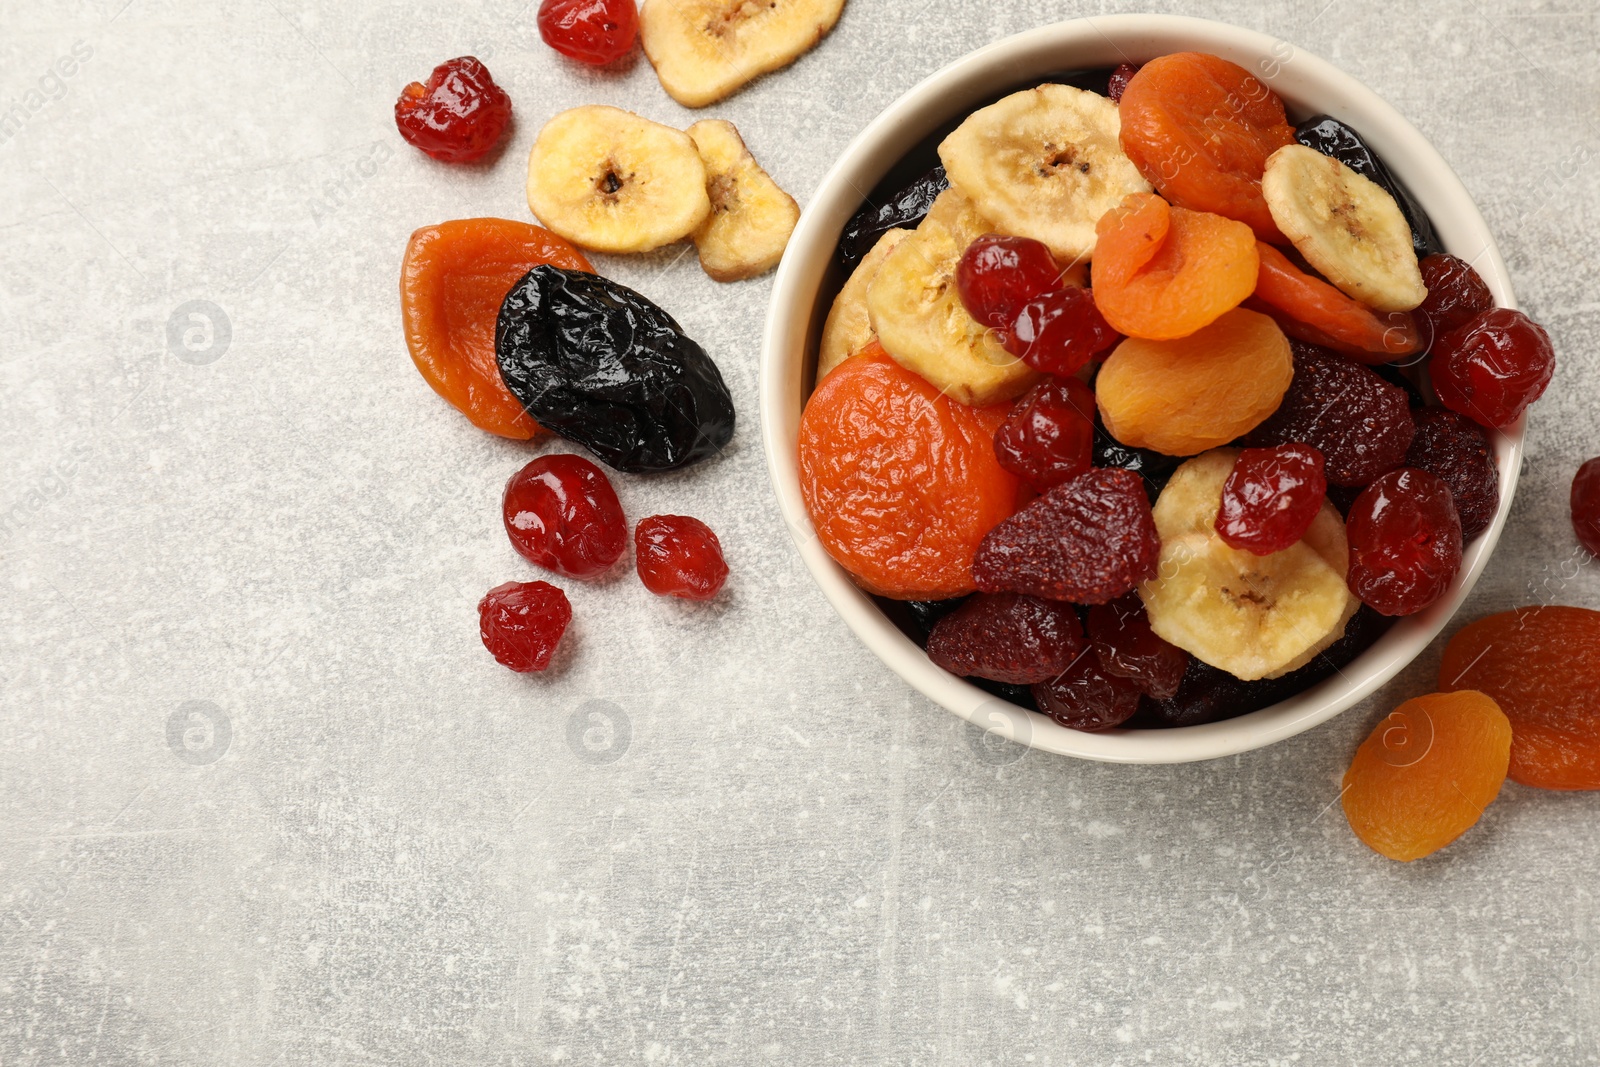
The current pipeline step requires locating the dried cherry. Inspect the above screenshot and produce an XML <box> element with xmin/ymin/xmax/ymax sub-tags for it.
<box><xmin>926</xmin><ymin>593</ymin><xmax>1085</xmax><ymax>685</ymax></box>
<box><xmin>1106</xmin><ymin>62</ymin><xmax>1139</xmax><ymax>103</ymax></box>
<box><xmin>538</xmin><ymin>0</ymin><xmax>639</xmax><ymax>65</ymax></box>
<box><xmin>1415</xmin><ymin>253</ymin><xmax>1494</xmax><ymax>340</ymax></box>
<box><xmin>993</xmin><ymin>377</ymin><xmax>1096</xmax><ymax>491</ymax></box>
<box><xmin>1032</xmin><ymin>653</ymin><xmax>1143</xmax><ymax>732</ymax></box>
<box><xmin>956</xmin><ymin>234</ymin><xmax>1063</xmax><ymax>331</ymax></box>
<box><xmin>1087</xmin><ymin>594</ymin><xmax>1188</xmax><ymax>700</ymax></box>
<box><xmin>1346</xmin><ymin>468</ymin><xmax>1463</xmax><ymax>616</ymax></box>
<box><xmin>635</xmin><ymin>515</ymin><xmax>728</xmax><ymax>600</ymax></box>
<box><xmin>496</xmin><ymin>266</ymin><xmax>734</xmax><ymax>473</ymax></box>
<box><xmin>394</xmin><ymin>57</ymin><xmax>512</xmax><ymax>163</ymax></box>
<box><xmin>503</xmin><ymin>454</ymin><xmax>627</xmax><ymax>579</ymax></box>
<box><xmin>1005</xmin><ymin>286</ymin><xmax>1122</xmax><ymax>376</ymax></box>
<box><xmin>1574</xmin><ymin>458</ymin><xmax>1600</xmax><ymax>557</ymax></box>
<box><xmin>1214</xmin><ymin>443</ymin><xmax>1328</xmax><ymax>555</ymax></box>
<box><xmin>479</xmin><ymin>580</ymin><xmax>572</xmax><ymax>672</ymax></box>
<box><xmin>1430</xmin><ymin>308</ymin><xmax>1554</xmax><ymax>430</ymax></box>
<box><xmin>1405</xmin><ymin>408</ymin><xmax>1498</xmax><ymax>541</ymax></box>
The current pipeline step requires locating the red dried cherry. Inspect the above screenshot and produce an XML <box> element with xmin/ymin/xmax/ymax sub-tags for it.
<box><xmin>926</xmin><ymin>593</ymin><xmax>1084</xmax><ymax>685</ymax></box>
<box><xmin>956</xmin><ymin>234</ymin><xmax>1063</xmax><ymax>331</ymax></box>
<box><xmin>1107</xmin><ymin>63</ymin><xmax>1140</xmax><ymax>103</ymax></box>
<box><xmin>1032</xmin><ymin>653</ymin><xmax>1143</xmax><ymax>732</ymax></box>
<box><xmin>1346</xmin><ymin>468</ymin><xmax>1463</xmax><ymax>616</ymax></box>
<box><xmin>1004</xmin><ymin>286</ymin><xmax>1122</xmax><ymax>377</ymax></box>
<box><xmin>1405</xmin><ymin>408</ymin><xmax>1498</xmax><ymax>541</ymax></box>
<box><xmin>537</xmin><ymin>0</ymin><xmax>639</xmax><ymax>66</ymax></box>
<box><xmin>1087</xmin><ymin>594</ymin><xmax>1188</xmax><ymax>700</ymax></box>
<box><xmin>1431</xmin><ymin>308</ymin><xmax>1555</xmax><ymax>429</ymax></box>
<box><xmin>1416</xmin><ymin>254</ymin><xmax>1494</xmax><ymax>341</ymax></box>
<box><xmin>479</xmin><ymin>580</ymin><xmax>572</xmax><ymax>672</ymax></box>
<box><xmin>1214</xmin><ymin>443</ymin><xmax>1328</xmax><ymax>555</ymax></box>
<box><xmin>1572</xmin><ymin>459</ymin><xmax>1600</xmax><ymax>557</ymax></box>
<box><xmin>394</xmin><ymin>57</ymin><xmax>512</xmax><ymax>163</ymax></box>
<box><xmin>993</xmin><ymin>377</ymin><xmax>1096</xmax><ymax>491</ymax></box>
<box><xmin>503</xmin><ymin>454</ymin><xmax>627</xmax><ymax>580</ymax></box>
<box><xmin>635</xmin><ymin>515</ymin><xmax>728</xmax><ymax>600</ymax></box>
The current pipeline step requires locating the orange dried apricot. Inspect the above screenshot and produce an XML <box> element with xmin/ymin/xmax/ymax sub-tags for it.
<box><xmin>1118</xmin><ymin>53</ymin><xmax>1296</xmax><ymax>242</ymax></box>
<box><xmin>1094</xmin><ymin>306</ymin><xmax>1291</xmax><ymax>455</ymax></box>
<box><xmin>798</xmin><ymin>343</ymin><xmax>1022</xmax><ymax>600</ymax></box>
<box><xmin>1250</xmin><ymin>242</ymin><xmax>1424</xmax><ymax>363</ymax></box>
<box><xmin>1091</xmin><ymin>193</ymin><xmax>1259</xmax><ymax>341</ymax></box>
<box><xmin>401</xmin><ymin>218</ymin><xmax>593</xmax><ymax>439</ymax></box>
<box><xmin>1342</xmin><ymin>690</ymin><xmax>1511</xmax><ymax>862</ymax></box>
<box><xmin>1439</xmin><ymin>606</ymin><xmax>1600</xmax><ymax>790</ymax></box>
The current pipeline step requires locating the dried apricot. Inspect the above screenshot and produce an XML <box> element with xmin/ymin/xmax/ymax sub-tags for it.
<box><xmin>798</xmin><ymin>343</ymin><xmax>1021</xmax><ymax>600</ymax></box>
<box><xmin>1090</xmin><ymin>193</ymin><xmax>1258</xmax><ymax>341</ymax></box>
<box><xmin>401</xmin><ymin>218</ymin><xmax>593</xmax><ymax>438</ymax></box>
<box><xmin>1250</xmin><ymin>242</ymin><xmax>1424</xmax><ymax>362</ymax></box>
<box><xmin>1095</xmin><ymin>306</ymin><xmax>1292</xmax><ymax>455</ymax></box>
<box><xmin>1342</xmin><ymin>690</ymin><xmax>1511</xmax><ymax>862</ymax></box>
<box><xmin>1440</xmin><ymin>607</ymin><xmax>1600</xmax><ymax>790</ymax></box>
<box><xmin>1117</xmin><ymin>53</ymin><xmax>1296</xmax><ymax>242</ymax></box>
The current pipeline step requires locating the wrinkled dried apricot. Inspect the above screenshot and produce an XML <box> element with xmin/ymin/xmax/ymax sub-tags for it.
<box><xmin>1118</xmin><ymin>53</ymin><xmax>1297</xmax><ymax>242</ymax></box>
<box><xmin>799</xmin><ymin>343</ymin><xmax>1021</xmax><ymax>600</ymax></box>
<box><xmin>1095</xmin><ymin>306</ymin><xmax>1292</xmax><ymax>455</ymax></box>
<box><xmin>1091</xmin><ymin>193</ymin><xmax>1259</xmax><ymax>341</ymax></box>
<box><xmin>1250</xmin><ymin>242</ymin><xmax>1424</xmax><ymax>362</ymax></box>
<box><xmin>401</xmin><ymin>218</ymin><xmax>593</xmax><ymax>438</ymax></box>
<box><xmin>1342</xmin><ymin>690</ymin><xmax>1511</xmax><ymax>861</ymax></box>
<box><xmin>1440</xmin><ymin>606</ymin><xmax>1600</xmax><ymax>791</ymax></box>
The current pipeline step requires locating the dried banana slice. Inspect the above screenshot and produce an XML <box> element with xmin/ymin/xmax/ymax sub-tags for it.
<box><xmin>1262</xmin><ymin>144</ymin><xmax>1427</xmax><ymax>312</ymax></box>
<box><xmin>525</xmin><ymin>105</ymin><xmax>710</xmax><ymax>254</ymax></box>
<box><xmin>640</xmin><ymin>0</ymin><xmax>847</xmax><ymax>109</ymax></box>
<box><xmin>817</xmin><ymin>228</ymin><xmax>908</xmax><ymax>381</ymax></box>
<box><xmin>938</xmin><ymin>83</ymin><xmax>1151</xmax><ymax>264</ymax></box>
<box><xmin>687</xmin><ymin>119</ymin><xmax>800</xmax><ymax>282</ymax></box>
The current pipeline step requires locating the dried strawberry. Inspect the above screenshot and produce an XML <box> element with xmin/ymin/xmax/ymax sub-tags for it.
<box><xmin>926</xmin><ymin>593</ymin><xmax>1084</xmax><ymax>684</ymax></box>
<box><xmin>972</xmin><ymin>467</ymin><xmax>1159</xmax><ymax>604</ymax></box>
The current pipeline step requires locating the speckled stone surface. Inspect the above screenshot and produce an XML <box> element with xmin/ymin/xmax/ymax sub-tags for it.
<box><xmin>2</xmin><ymin>1</ymin><xmax>1598</xmax><ymax>1063</ymax></box>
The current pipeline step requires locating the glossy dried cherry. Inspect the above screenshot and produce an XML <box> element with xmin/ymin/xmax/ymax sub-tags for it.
<box><xmin>479</xmin><ymin>580</ymin><xmax>572</xmax><ymax>672</ymax></box>
<box><xmin>926</xmin><ymin>593</ymin><xmax>1085</xmax><ymax>685</ymax></box>
<box><xmin>635</xmin><ymin>515</ymin><xmax>728</xmax><ymax>600</ymax></box>
<box><xmin>503</xmin><ymin>455</ymin><xmax>627</xmax><ymax>579</ymax></box>
<box><xmin>956</xmin><ymin>234</ymin><xmax>1063</xmax><ymax>331</ymax></box>
<box><xmin>1087</xmin><ymin>594</ymin><xmax>1188</xmax><ymax>700</ymax></box>
<box><xmin>1004</xmin><ymin>286</ymin><xmax>1122</xmax><ymax>377</ymax></box>
<box><xmin>1032</xmin><ymin>653</ymin><xmax>1142</xmax><ymax>732</ymax></box>
<box><xmin>1416</xmin><ymin>254</ymin><xmax>1494</xmax><ymax>340</ymax></box>
<box><xmin>1572</xmin><ymin>458</ymin><xmax>1600</xmax><ymax>557</ymax></box>
<box><xmin>1214</xmin><ymin>443</ymin><xmax>1328</xmax><ymax>555</ymax></box>
<box><xmin>1405</xmin><ymin>407</ymin><xmax>1498</xmax><ymax>541</ymax></box>
<box><xmin>1346</xmin><ymin>468</ymin><xmax>1463</xmax><ymax>616</ymax></box>
<box><xmin>1106</xmin><ymin>62</ymin><xmax>1139</xmax><ymax>103</ymax></box>
<box><xmin>994</xmin><ymin>377</ymin><xmax>1096</xmax><ymax>491</ymax></box>
<box><xmin>1431</xmin><ymin>308</ymin><xmax>1555</xmax><ymax>430</ymax></box>
<box><xmin>394</xmin><ymin>57</ymin><xmax>512</xmax><ymax>163</ymax></box>
<box><xmin>538</xmin><ymin>0</ymin><xmax>639</xmax><ymax>65</ymax></box>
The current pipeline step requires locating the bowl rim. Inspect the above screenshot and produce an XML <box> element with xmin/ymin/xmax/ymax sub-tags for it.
<box><xmin>759</xmin><ymin>13</ymin><xmax>1523</xmax><ymax>764</ymax></box>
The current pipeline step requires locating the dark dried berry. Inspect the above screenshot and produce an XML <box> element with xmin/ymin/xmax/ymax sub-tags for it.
<box><xmin>1405</xmin><ymin>408</ymin><xmax>1498</xmax><ymax>541</ymax></box>
<box><xmin>1346</xmin><ymin>468</ymin><xmax>1463</xmax><ymax>616</ymax></box>
<box><xmin>837</xmin><ymin>165</ymin><xmax>948</xmax><ymax>271</ymax></box>
<box><xmin>927</xmin><ymin>593</ymin><xmax>1084</xmax><ymax>684</ymax></box>
<box><xmin>1107</xmin><ymin>62</ymin><xmax>1140</xmax><ymax>103</ymax></box>
<box><xmin>1032</xmin><ymin>653</ymin><xmax>1142</xmax><ymax>731</ymax></box>
<box><xmin>1571</xmin><ymin>459</ymin><xmax>1600</xmax><ymax>557</ymax></box>
<box><xmin>1093</xmin><ymin>427</ymin><xmax>1183</xmax><ymax>501</ymax></box>
<box><xmin>994</xmin><ymin>377</ymin><xmax>1096</xmax><ymax>491</ymax></box>
<box><xmin>394</xmin><ymin>57</ymin><xmax>512</xmax><ymax>163</ymax></box>
<box><xmin>973</xmin><ymin>467</ymin><xmax>1159</xmax><ymax>604</ymax></box>
<box><xmin>635</xmin><ymin>515</ymin><xmax>728</xmax><ymax>600</ymax></box>
<box><xmin>1295</xmin><ymin>115</ymin><xmax>1439</xmax><ymax>257</ymax></box>
<box><xmin>496</xmin><ymin>266</ymin><xmax>734</xmax><ymax>473</ymax></box>
<box><xmin>1416</xmin><ymin>253</ymin><xmax>1494</xmax><ymax>341</ymax></box>
<box><xmin>1214</xmin><ymin>443</ymin><xmax>1328</xmax><ymax>555</ymax></box>
<box><xmin>1004</xmin><ymin>286</ymin><xmax>1121</xmax><ymax>377</ymax></box>
<box><xmin>1087</xmin><ymin>594</ymin><xmax>1188</xmax><ymax>700</ymax></box>
<box><xmin>1431</xmin><ymin>308</ymin><xmax>1554</xmax><ymax>430</ymax></box>
<box><xmin>503</xmin><ymin>454</ymin><xmax>627</xmax><ymax>579</ymax></box>
<box><xmin>956</xmin><ymin>234</ymin><xmax>1062</xmax><ymax>331</ymax></box>
<box><xmin>1243</xmin><ymin>341</ymin><xmax>1414</xmax><ymax>487</ymax></box>
<box><xmin>479</xmin><ymin>580</ymin><xmax>572</xmax><ymax>672</ymax></box>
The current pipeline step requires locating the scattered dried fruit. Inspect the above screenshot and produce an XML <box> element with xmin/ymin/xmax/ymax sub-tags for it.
<box><xmin>538</xmin><ymin>0</ymin><xmax>639</xmax><ymax>65</ymax></box>
<box><xmin>394</xmin><ymin>57</ymin><xmax>513</xmax><ymax>163</ymax></box>
<box><xmin>993</xmin><ymin>377</ymin><xmax>1097</xmax><ymax>491</ymax></box>
<box><xmin>479</xmin><ymin>580</ymin><xmax>573</xmax><ymax>672</ymax></box>
<box><xmin>1345</xmin><ymin>468</ymin><xmax>1462</xmax><ymax>616</ymax></box>
<box><xmin>1342</xmin><ymin>690</ymin><xmax>1511</xmax><ymax>861</ymax></box>
<box><xmin>1405</xmin><ymin>408</ymin><xmax>1498</xmax><ymax>541</ymax></box>
<box><xmin>1441</xmin><ymin>606</ymin><xmax>1600</xmax><ymax>790</ymax></box>
<box><xmin>635</xmin><ymin>514</ymin><xmax>728</xmax><ymax>600</ymax></box>
<box><xmin>639</xmin><ymin>0</ymin><xmax>846</xmax><ymax>108</ymax></box>
<box><xmin>927</xmin><ymin>593</ymin><xmax>1085</xmax><ymax>684</ymax></box>
<box><xmin>1087</xmin><ymin>594</ymin><xmax>1188</xmax><ymax>700</ymax></box>
<box><xmin>503</xmin><ymin>454</ymin><xmax>627</xmax><ymax>579</ymax></box>
<box><xmin>1214</xmin><ymin>443</ymin><xmax>1328</xmax><ymax>556</ymax></box>
<box><xmin>687</xmin><ymin>119</ymin><xmax>800</xmax><ymax>281</ymax></box>
<box><xmin>1430</xmin><ymin>308</ymin><xmax>1555</xmax><ymax>430</ymax></box>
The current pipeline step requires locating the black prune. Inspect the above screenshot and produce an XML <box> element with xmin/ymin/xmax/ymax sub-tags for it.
<box><xmin>1092</xmin><ymin>425</ymin><xmax>1182</xmax><ymax>502</ymax></box>
<box><xmin>837</xmin><ymin>165</ymin><xmax>948</xmax><ymax>272</ymax></box>
<box><xmin>496</xmin><ymin>266</ymin><xmax>734</xmax><ymax>473</ymax></box>
<box><xmin>1295</xmin><ymin>116</ymin><xmax>1440</xmax><ymax>258</ymax></box>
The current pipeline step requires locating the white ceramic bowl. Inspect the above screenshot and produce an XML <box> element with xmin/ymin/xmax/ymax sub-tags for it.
<box><xmin>760</xmin><ymin>14</ymin><xmax>1522</xmax><ymax>764</ymax></box>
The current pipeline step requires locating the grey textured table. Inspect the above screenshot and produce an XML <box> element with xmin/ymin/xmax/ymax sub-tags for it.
<box><xmin>3</xmin><ymin>0</ymin><xmax>1598</xmax><ymax>1063</ymax></box>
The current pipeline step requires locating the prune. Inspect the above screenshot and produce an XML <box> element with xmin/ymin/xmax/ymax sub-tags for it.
<box><xmin>1574</xmin><ymin>459</ymin><xmax>1600</xmax><ymax>557</ymax></box>
<box><xmin>1405</xmin><ymin>408</ymin><xmax>1498</xmax><ymax>541</ymax></box>
<box><xmin>1005</xmin><ymin>287</ymin><xmax>1121</xmax><ymax>377</ymax></box>
<box><xmin>503</xmin><ymin>454</ymin><xmax>627</xmax><ymax>579</ymax></box>
<box><xmin>1087</xmin><ymin>594</ymin><xmax>1188</xmax><ymax>700</ymax></box>
<box><xmin>1430</xmin><ymin>308</ymin><xmax>1554</xmax><ymax>430</ymax></box>
<box><xmin>538</xmin><ymin>0</ymin><xmax>638</xmax><ymax>65</ymax></box>
<box><xmin>927</xmin><ymin>593</ymin><xmax>1085</xmax><ymax>685</ymax></box>
<box><xmin>394</xmin><ymin>57</ymin><xmax>512</xmax><ymax>163</ymax></box>
<box><xmin>994</xmin><ymin>378</ymin><xmax>1096</xmax><ymax>491</ymax></box>
<box><xmin>1416</xmin><ymin>253</ymin><xmax>1494</xmax><ymax>341</ymax></box>
<box><xmin>1295</xmin><ymin>116</ymin><xmax>1439</xmax><ymax>257</ymax></box>
<box><xmin>1093</xmin><ymin>428</ymin><xmax>1183</xmax><ymax>503</ymax></box>
<box><xmin>635</xmin><ymin>515</ymin><xmax>728</xmax><ymax>600</ymax></box>
<box><xmin>957</xmin><ymin>234</ymin><xmax>1062</xmax><ymax>331</ymax></box>
<box><xmin>973</xmin><ymin>468</ymin><xmax>1159</xmax><ymax>604</ymax></box>
<box><xmin>1032</xmin><ymin>653</ymin><xmax>1143</xmax><ymax>732</ymax></box>
<box><xmin>903</xmin><ymin>597</ymin><xmax>968</xmax><ymax>640</ymax></box>
<box><xmin>1243</xmin><ymin>341</ymin><xmax>1414</xmax><ymax>487</ymax></box>
<box><xmin>479</xmin><ymin>580</ymin><xmax>572</xmax><ymax>673</ymax></box>
<box><xmin>1346</xmin><ymin>468</ymin><xmax>1463</xmax><ymax>616</ymax></box>
<box><xmin>496</xmin><ymin>266</ymin><xmax>735</xmax><ymax>473</ymax></box>
<box><xmin>1214</xmin><ymin>444</ymin><xmax>1328</xmax><ymax>555</ymax></box>
<box><xmin>836</xmin><ymin>165</ymin><xmax>948</xmax><ymax>271</ymax></box>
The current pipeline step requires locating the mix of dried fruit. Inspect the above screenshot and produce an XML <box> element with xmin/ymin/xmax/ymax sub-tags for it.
<box><xmin>799</xmin><ymin>52</ymin><xmax>1563</xmax><ymax>738</ymax></box>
